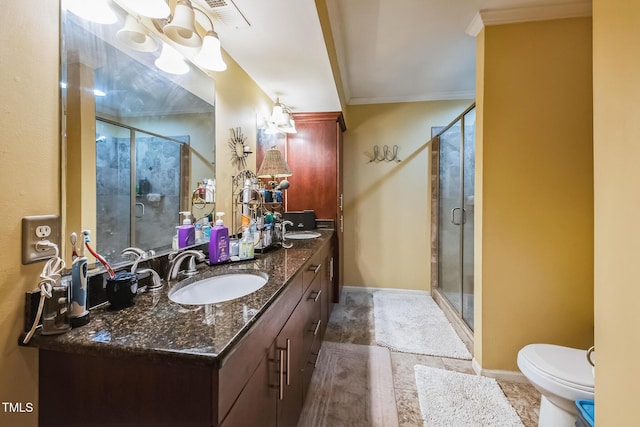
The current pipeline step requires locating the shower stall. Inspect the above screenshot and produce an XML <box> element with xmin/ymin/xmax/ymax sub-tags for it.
<box><xmin>431</xmin><ymin>104</ymin><xmax>476</xmax><ymax>332</ymax></box>
<box><xmin>95</xmin><ymin>118</ymin><xmax>189</xmax><ymax>261</ymax></box>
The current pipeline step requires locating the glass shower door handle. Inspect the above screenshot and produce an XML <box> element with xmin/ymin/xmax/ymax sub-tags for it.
<box><xmin>450</xmin><ymin>207</ymin><xmax>462</xmax><ymax>225</ymax></box>
<box><xmin>135</xmin><ymin>202</ymin><xmax>145</xmax><ymax>219</ymax></box>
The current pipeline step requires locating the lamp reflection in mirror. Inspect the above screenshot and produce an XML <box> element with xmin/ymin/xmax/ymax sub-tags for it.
<box><xmin>116</xmin><ymin>15</ymin><xmax>158</xmax><ymax>52</ymax></box>
<box><xmin>64</xmin><ymin>0</ymin><xmax>117</xmax><ymax>24</ymax></box>
<box><xmin>155</xmin><ymin>43</ymin><xmax>190</xmax><ymax>75</ymax></box>
<box><xmin>266</xmin><ymin>99</ymin><xmax>297</xmax><ymax>134</ymax></box>
<box><xmin>257</xmin><ymin>146</ymin><xmax>293</xmax><ymax>193</ymax></box>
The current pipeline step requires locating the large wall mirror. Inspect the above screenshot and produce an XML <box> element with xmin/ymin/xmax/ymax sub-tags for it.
<box><xmin>61</xmin><ymin>0</ymin><xmax>216</xmax><ymax>265</ymax></box>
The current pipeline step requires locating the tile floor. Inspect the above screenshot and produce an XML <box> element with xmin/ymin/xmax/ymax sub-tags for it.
<box><xmin>323</xmin><ymin>289</ymin><xmax>541</xmax><ymax>427</ymax></box>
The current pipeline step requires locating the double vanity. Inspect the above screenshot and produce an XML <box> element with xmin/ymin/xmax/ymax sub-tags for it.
<box><xmin>26</xmin><ymin>230</ymin><xmax>336</xmax><ymax>427</ymax></box>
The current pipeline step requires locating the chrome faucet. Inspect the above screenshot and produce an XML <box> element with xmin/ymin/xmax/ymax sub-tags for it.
<box><xmin>122</xmin><ymin>247</ymin><xmax>150</xmax><ymax>273</ymax></box>
<box><xmin>137</xmin><ymin>268</ymin><xmax>163</xmax><ymax>292</ymax></box>
<box><xmin>280</xmin><ymin>220</ymin><xmax>294</xmax><ymax>248</ymax></box>
<box><xmin>167</xmin><ymin>250</ymin><xmax>206</xmax><ymax>281</ymax></box>
<box><xmin>122</xmin><ymin>247</ymin><xmax>162</xmax><ymax>292</ymax></box>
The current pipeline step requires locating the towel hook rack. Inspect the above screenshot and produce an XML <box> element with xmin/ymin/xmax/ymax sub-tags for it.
<box><xmin>367</xmin><ymin>145</ymin><xmax>401</xmax><ymax>163</ymax></box>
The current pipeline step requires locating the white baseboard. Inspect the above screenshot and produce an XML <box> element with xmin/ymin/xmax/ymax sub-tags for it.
<box><xmin>472</xmin><ymin>358</ymin><xmax>529</xmax><ymax>383</ymax></box>
<box><xmin>342</xmin><ymin>285</ymin><xmax>430</xmax><ymax>296</ymax></box>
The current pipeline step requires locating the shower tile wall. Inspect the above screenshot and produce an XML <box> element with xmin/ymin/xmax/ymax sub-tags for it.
<box><xmin>96</xmin><ymin>135</ymin><xmax>187</xmax><ymax>259</ymax></box>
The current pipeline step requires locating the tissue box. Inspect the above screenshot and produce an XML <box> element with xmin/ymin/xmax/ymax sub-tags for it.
<box><xmin>284</xmin><ymin>210</ymin><xmax>316</xmax><ymax>230</ymax></box>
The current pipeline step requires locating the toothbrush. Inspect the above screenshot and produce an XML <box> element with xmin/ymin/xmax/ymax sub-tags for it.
<box><xmin>82</xmin><ymin>230</ymin><xmax>116</xmax><ymax>279</ymax></box>
<box><xmin>70</xmin><ymin>232</ymin><xmax>78</xmax><ymax>260</ymax></box>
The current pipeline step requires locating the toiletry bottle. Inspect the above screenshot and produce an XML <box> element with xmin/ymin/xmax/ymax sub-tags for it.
<box><xmin>201</xmin><ymin>217</ymin><xmax>212</xmax><ymax>242</ymax></box>
<box><xmin>209</xmin><ymin>212</ymin><xmax>230</xmax><ymax>265</ymax></box>
<box><xmin>177</xmin><ymin>211</ymin><xmax>195</xmax><ymax>248</ymax></box>
<box><xmin>239</xmin><ymin>228</ymin><xmax>255</xmax><ymax>260</ymax></box>
<box><xmin>242</xmin><ymin>178</ymin><xmax>251</xmax><ymax>229</ymax></box>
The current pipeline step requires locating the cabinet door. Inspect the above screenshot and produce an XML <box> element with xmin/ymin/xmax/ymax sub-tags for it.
<box><xmin>285</xmin><ymin>113</ymin><xmax>342</xmax><ymax>221</ymax></box>
<box><xmin>274</xmin><ymin>303</ymin><xmax>304</xmax><ymax>427</ymax></box>
<box><xmin>220</xmin><ymin>353</ymin><xmax>277</xmax><ymax>427</ymax></box>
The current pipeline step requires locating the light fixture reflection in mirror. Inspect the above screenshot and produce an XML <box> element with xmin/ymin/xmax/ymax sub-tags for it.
<box><xmin>61</xmin><ymin>3</ymin><xmax>217</xmax><ymax>266</ymax></box>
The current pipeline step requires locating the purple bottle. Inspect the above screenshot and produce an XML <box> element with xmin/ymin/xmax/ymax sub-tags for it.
<box><xmin>209</xmin><ymin>212</ymin><xmax>230</xmax><ymax>264</ymax></box>
<box><xmin>178</xmin><ymin>211</ymin><xmax>195</xmax><ymax>248</ymax></box>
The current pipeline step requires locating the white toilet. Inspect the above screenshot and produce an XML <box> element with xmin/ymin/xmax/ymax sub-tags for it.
<box><xmin>517</xmin><ymin>344</ymin><xmax>594</xmax><ymax>427</ymax></box>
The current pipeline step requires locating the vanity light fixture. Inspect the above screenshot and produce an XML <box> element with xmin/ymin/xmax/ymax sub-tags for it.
<box><xmin>269</xmin><ymin>98</ymin><xmax>297</xmax><ymax>134</ymax></box>
<box><xmin>116</xmin><ymin>15</ymin><xmax>159</xmax><ymax>52</ymax></box>
<box><xmin>121</xmin><ymin>0</ymin><xmax>227</xmax><ymax>72</ymax></box>
<box><xmin>155</xmin><ymin>43</ymin><xmax>190</xmax><ymax>75</ymax></box>
<box><xmin>64</xmin><ymin>0</ymin><xmax>118</xmax><ymax>25</ymax></box>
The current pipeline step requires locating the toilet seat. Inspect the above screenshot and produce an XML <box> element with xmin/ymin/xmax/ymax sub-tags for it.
<box><xmin>518</xmin><ymin>344</ymin><xmax>594</xmax><ymax>393</ymax></box>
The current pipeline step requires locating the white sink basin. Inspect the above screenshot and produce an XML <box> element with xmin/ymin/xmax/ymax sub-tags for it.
<box><xmin>168</xmin><ymin>273</ymin><xmax>268</xmax><ymax>305</ymax></box>
<box><xmin>285</xmin><ymin>232</ymin><xmax>321</xmax><ymax>240</ymax></box>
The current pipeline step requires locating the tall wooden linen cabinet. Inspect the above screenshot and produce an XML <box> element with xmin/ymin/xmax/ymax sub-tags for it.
<box><xmin>257</xmin><ymin>112</ymin><xmax>345</xmax><ymax>303</ymax></box>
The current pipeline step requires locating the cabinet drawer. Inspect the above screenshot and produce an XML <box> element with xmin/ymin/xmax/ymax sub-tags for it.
<box><xmin>302</xmin><ymin>335</ymin><xmax>323</xmax><ymax>402</ymax></box>
<box><xmin>302</xmin><ymin>252</ymin><xmax>323</xmax><ymax>290</ymax></box>
<box><xmin>301</xmin><ymin>278</ymin><xmax>322</xmax><ymax>360</ymax></box>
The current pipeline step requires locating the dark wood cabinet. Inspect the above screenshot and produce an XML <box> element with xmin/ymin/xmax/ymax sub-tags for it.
<box><xmin>38</xmin><ymin>238</ymin><xmax>334</xmax><ymax>427</ymax></box>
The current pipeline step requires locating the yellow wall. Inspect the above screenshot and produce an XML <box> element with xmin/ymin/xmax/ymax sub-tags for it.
<box><xmin>0</xmin><ymin>1</ymin><xmax>59</xmax><ymax>425</ymax></box>
<box><xmin>343</xmin><ymin>100</ymin><xmax>473</xmax><ymax>290</ymax></box>
<box><xmin>475</xmin><ymin>18</ymin><xmax>594</xmax><ymax>370</ymax></box>
<box><xmin>213</xmin><ymin>50</ymin><xmax>273</xmax><ymax>225</ymax></box>
<box><xmin>593</xmin><ymin>0</ymin><xmax>640</xmax><ymax>424</ymax></box>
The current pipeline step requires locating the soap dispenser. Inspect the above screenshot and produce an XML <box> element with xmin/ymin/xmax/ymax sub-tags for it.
<box><xmin>178</xmin><ymin>211</ymin><xmax>195</xmax><ymax>248</ymax></box>
<box><xmin>209</xmin><ymin>212</ymin><xmax>230</xmax><ymax>265</ymax></box>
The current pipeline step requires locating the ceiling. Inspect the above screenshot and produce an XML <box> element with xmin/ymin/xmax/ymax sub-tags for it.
<box><xmin>213</xmin><ymin>0</ymin><xmax>592</xmax><ymax>112</ymax></box>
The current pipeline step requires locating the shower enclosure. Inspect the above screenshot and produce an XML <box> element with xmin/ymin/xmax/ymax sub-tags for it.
<box><xmin>95</xmin><ymin>118</ymin><xmax>189</xmax><ymax>261</ymax></box>
<box><xmin>431</xmin><ymin>104</ymin><xmax>476</xmax><ymax>331</ymax></box>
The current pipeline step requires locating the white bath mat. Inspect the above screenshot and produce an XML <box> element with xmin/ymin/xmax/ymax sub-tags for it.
<box><xmin>415</xmin><ymin>365</ymin><xmax>524</xmax><ymax>427</ymax></box>
<box><xmin>373</xmin><ymin>291</ymin><xmax>472</xmax><ymax>359</ymax></box>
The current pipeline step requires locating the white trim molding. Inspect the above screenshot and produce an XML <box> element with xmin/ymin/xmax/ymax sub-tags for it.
<box><xmin>342</xmin><ymin>285</ymin><xmax>430</xmax><ymax>296</ymax></box>
<box><xmin>472</xmin><ymin>358</ymin><xmax>530</xmax><ymax>383</ymax></box>
<box><xmin>465</xmin><ymin>1</ymin><xmax>592</xmax><ymax>37</ymax></box>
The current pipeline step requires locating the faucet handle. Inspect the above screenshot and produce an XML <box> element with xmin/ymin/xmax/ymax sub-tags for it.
<box><xmin>122</xmin><ymin>247</ymin><xmax>149</xmax><ymax>273</ymax></box>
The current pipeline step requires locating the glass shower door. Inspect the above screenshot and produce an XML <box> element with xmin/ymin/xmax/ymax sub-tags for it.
<box><xmin>437</xmin><ymin>106</ymin><xmax>475</xmax><ymax>331</ymax></box>
<box><xmin>438</xmin><ymin>123</ymin><xmax>463</xmax><ymax>314</ymax></box>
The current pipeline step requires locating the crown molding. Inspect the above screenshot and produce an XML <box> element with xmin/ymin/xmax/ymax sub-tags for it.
<box><xmin>465</xmin><ymin>1</ymin><xmax>592</xmax><ymax>37</ymax></box>
<box><xmin>348</xmin><ymin>90</ymin><xmax>476</xmax><ymax>106</ymax></box>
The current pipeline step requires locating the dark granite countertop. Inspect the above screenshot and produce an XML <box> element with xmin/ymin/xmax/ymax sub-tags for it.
<box><xmin>24</xmin><ymin>230</ymin><xmax>334</xmax><ymax>368</ymax></box>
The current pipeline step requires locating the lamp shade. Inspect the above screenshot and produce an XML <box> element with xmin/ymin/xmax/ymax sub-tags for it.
<box><xmin>257</xmin><ymin>147</ymin><xmax>292</xmax><ymax>178</ymax></box>
<box><xmin>155</xmin><ymin>43</ymin><xmax>189</xmax><ymax>75</ymax></box>
<box><xmin>194</xmin><ymin>31</ymin><xmax>227</xmax><ymax>71</ymax></box>
<box><xmin>117</xmin><ymin>15</ymin><xmax>158</xmax><ymax>52</ymax></box>
<box><xmin>163</xmin><ymin>0</ymin><xmax>202</xmax><ymax>48</ymax></box>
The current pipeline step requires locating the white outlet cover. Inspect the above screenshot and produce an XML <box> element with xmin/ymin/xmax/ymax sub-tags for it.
<box><xmin>22</xmin><ymin>215</ymin><xmax>60</xmax><ymax>264</ymax></box>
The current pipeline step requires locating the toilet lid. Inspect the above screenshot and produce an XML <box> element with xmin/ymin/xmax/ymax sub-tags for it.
<box><xmin>521</xmin><ymin>344</ymin><xmax>594</xmax><ymax>389</ymax></box>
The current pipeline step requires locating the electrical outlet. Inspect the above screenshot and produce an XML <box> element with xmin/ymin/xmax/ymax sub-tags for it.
<box><xmin>22</xmin><ymin>215</ymin><xmax>60</xmax><ymax>264</ymax></box>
